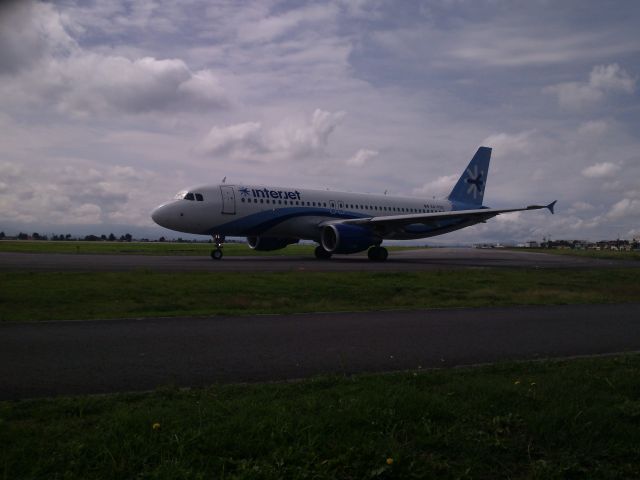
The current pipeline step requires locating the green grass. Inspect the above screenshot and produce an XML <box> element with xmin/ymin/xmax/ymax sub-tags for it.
<box><xmin>0</xmin><ymin>240</ymin><xmax>315</xmax><ymax>256</ymax></box>
<box><xmin>1</xmin><ymin>269</ymin><xmax>639</xmax><ymax>322</ymax></box>
<box><xmin>0</xmin><ymin>240</ymin><xmax>424</xmax><ymax>256</ymax></box>
<box><xmin>519</xmin><ymin>248</ymin><xmax>640</xmax><ymax>261</ymax></box>
<box><xmin>1</xmin><ymin>354</ymin><xmax>639</xmax><ymax>479</ymax></box>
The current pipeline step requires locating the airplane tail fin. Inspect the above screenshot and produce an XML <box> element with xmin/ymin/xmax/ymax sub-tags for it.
<box><xmin>447</xmin><ymin>146</ymin><xmax>491</xmax><ymax>207</ymax></box>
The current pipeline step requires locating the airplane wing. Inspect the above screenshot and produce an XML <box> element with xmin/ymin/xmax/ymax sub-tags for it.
<box><xmin>321</xmin><ymin>201</ymin><xmax>556</xmax><ymax>232</ymax></box>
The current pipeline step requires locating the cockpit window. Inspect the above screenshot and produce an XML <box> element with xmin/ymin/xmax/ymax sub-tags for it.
<box><xmin>195</xmin><ymin>193</ymin><xmax>204</xmax><ymax>201</ymax></box>
<box><xmin>185</xmin><ymin>192</ymin><xmax>195</xmax><ymax>201</ymax></box>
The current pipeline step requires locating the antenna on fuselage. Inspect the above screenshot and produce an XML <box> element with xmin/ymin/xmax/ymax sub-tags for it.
<box><xmin>384</xmin><ymin>190</ymin><xmax>387</xmax><ymax>195</ymax></box>
<box><xmin>222</xmin><ymin>176</ymin><xmax>226</xmax><ymax>184</ymax></box>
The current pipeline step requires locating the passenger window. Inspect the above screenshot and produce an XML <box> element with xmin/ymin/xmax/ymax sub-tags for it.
<box><xmin>260</xmin><ymin>199</ymin><xmax>264</xmax><ymax>203</ymax></box>
<box><xmin>312</xmin><ymin>202</ymin><xmax>316</xmax><ymax>206</ymax></box>
<box><xmin>241</xmin><ymin>198</ymin><xmax>245</xmax><ymax>202</ymax></box>
<box><xmin>185</xmin><ymin>193</ymin><xmax>195</xmax><ymax>201</ymax></box>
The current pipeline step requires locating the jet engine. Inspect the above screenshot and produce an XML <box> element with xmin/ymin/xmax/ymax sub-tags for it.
<box><xmin>321</xmin><ymin>224</ymin><xmax>378</xmax><ymax>254</ymax></box>
<box><xmin>247</xmin><ymin>236</ymin><xmax>299</xmax><ymax>251</ymax></box>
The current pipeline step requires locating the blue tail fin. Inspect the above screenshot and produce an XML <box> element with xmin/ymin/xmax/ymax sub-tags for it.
<box><xmin>447</xmin><ymin>146</ymin><xmax>491</xmax><ymax>207</ymax></box>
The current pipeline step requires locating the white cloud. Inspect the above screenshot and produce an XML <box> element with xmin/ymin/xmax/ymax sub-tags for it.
<box><xmin>0</xmin><ymin>1</ymin><xmax>77</xmax><ymax>74</ymax></box>
<box><xmin>177</xmin><ymin>70</ymin><xmax>227</xmax><ymax>105</ymax></box>
<box><xmin>581</xmin><ymin>162</ymin><xmax>620</xmax><ymax>178</ymax></box>
<box><xmin>569</xmin><ymin>201</ymin><xmax>595</xmax><ymax>213</ymax></box>
<box><xmin>545</xmin><ymin>63</ymin><xmax>636</xmax><ymax>109</ymax></box>
<box><xmin>1</xmin><ymin>1</ymin><xmax>640</xmax><ymax>244</ymax></box>
<box><xmin>577</xmin><ymin>120</ymin><xmax>609</xmax><ymax>136</ymax></box>
<box><xmin>347</xmin><ymin>149</ymin><xmax>379</xmax><ymax>167</ymax></box>
<box><xmin>6</xmin><ymin>54</ymin><xmax>228</xmax><ymax>116</ymax></box>
<box><xmin>412</xmin><ymin>175</ymin><xmax>458</xmax><ymax>197</ymax></box>
<box><xmin>70</xmin><ymin>203</ymin><xmax>103</xmax><ymax>225</ymax></box>
<box><xmin>0</xmin><ymin>156</ymin><xmax>161</xmax><ymax>226</ymax></box>
<box><xmin>495</xmin><ymin>211</ymin><xmax>522</xmax><ymax>223</ymax></box>
<box><xmin>607</xmin><ymin>198</ymin><xmax>640</xmax><ymax>219</ymax></box>
<box><xmin>200</xmin><ymin>122</ymin><xmax>265</xmax><ymax>157</ymax></box>
<box><xmin>237</xmin><ymin>4</ymin><xmax>338</xmax><ymax>44</ymax></box>
<box><xmin>546</xmin><ymin>82</ymin><xmax>604</xmax><ymax>109</ymax></box>
<box><xmin>482</xmin><ymin>131</ymin><xmax>535</xmax><ymax>158</ymax></box>
<box><xmin>199</xmin><ymin>109</ymin><xmax>345</xmax><ymax>162</ymax></box>
<box><xmin>589</xmin><ymin>64</ymin><xmax>635</xmax><ymax>92</ymax></box>
<box><xmin>446</xmin><ymin>27</ymin><xmax>640</xmax><ymax>68</ymax></box>
<box><xmin>0</xmin><ymin>2</ymin><xmax>228</xmax><ymax>116</ymax></box>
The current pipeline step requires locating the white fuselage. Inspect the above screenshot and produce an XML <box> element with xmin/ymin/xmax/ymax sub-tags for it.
<box><xmin>151</xmin><ymin>147</ymin><xmax>554</xmax><ymax>258</ymax></box>
<box><xmin>152</xmin><ymin>184</ymin><xmax>455</xmax><ymax>241</ymax></box>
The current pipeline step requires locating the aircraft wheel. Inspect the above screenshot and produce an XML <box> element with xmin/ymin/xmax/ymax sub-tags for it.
<box><xmin>211</xmin><ymin>249</ymin><xmax>223</xmax><ymax>260</ymax></box>
<box><xmin>368</xmin><ymin>246</ymin><xmax>388</xmax><ymax>261</ymax></box>
<box><xmin>314</xmin><ymin>246</ymin><xmax>332</xmax><ymax>260</ymax></box>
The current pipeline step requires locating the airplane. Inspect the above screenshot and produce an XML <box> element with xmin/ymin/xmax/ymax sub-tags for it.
<box><xmin>151</xmin><ymin>146</ymin><xmax>556</xmax><ymax>261</ymax></box>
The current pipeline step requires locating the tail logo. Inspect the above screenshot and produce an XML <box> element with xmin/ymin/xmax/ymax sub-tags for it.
<box><xmin>465</xmin><ymin>165</ymin><xmax>484</xmax><ymax>199</ymax></box>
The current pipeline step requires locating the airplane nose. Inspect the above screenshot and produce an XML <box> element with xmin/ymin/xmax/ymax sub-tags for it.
<box><xmin>151</xmin><ymin>204</ymin><xmax>168</xmax><ymax>228</ymax></box>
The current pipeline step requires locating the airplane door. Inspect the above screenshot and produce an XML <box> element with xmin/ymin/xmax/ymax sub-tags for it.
<box><xmin>220</xmin><ymin>186</ymin><xmax>236</xmax><ymax>215</ymax></box>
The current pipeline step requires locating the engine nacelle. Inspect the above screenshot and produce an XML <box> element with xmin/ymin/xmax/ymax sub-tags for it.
<box><xmin>247</xmin><ymin>236</ymin><xmax>299</xmax><ymax>251</ymax></box>
<box><xmin>321</xmin><ymin>224</ymin><xmax>378</xmax><ymax>254</ymax></box>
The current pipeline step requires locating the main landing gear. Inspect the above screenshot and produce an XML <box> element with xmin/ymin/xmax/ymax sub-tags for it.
<box><xmin>314</xmin><ymin>245</ymin><xmax>332</xmax><ymax>260</ymax></box>
<box><xmin>211</xmin><ymin>234</ymin><xmax>225</xmax><ymax>260</ymax></box>
<box><xmin>367</xmin><ymin>246</ymin><xmax>388</xmax><ymax>261</ymax></box>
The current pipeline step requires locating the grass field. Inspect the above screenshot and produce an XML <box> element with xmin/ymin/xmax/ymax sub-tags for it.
<box><xmin>0</xmin><ymin>240</ymin><xmax>314</xmax><ymax>256</ymax></box>
<box><xmin>1</xmin><ymin>354</ymin><xmax>639</xmax><ymax>479</ymax></box>
<box><xmin>0</xmin><ymin>240</ymin><xmax>422</xmax><ymax>256</ymax></box>
<box><xmin>517</xmin><ymin>247</ymin><xmax>640</xmax><ymax>261</ymax></box>
<box><xmin>1</xmin><ymin>268</ymin><xmax>639</xmax><ymax>322</ymax></box>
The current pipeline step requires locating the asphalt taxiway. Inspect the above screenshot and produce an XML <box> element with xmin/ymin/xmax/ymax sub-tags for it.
<box><xmin>2</xmin><ymin>248</ymin><xmax>638</xmax><ymax>399</ymax></box>
<box><xmin>1</xmin><ymin>304</ymin><xmax>639</xmax><ymax>399</ymax></box>
<box><xmin>1</xmin><ymin>248</ymin><xmax>636</xmax><ymax>272</ymax></box>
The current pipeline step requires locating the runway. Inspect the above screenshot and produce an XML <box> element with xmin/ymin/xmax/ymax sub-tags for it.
<box><xmin>1</xmin><ymin>303</ymin><xmax>639</xmax><ymax>399</ymax></box>
<box><xmin>0</xmin><ymin>248</ymin><xmax>636</xmax><ymax>272</ymax></box>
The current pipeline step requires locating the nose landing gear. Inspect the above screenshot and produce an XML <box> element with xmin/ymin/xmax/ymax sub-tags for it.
<box><xmin>211</xmin><ymin>234</ymin><xmax>225</xmax><ymax>260</ymax></box>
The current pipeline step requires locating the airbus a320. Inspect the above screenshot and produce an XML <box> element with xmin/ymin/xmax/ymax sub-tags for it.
<box><xmin>151</xmin><ymin>147</ymin><xmax>556</xmax><ymax>261</ymax></box>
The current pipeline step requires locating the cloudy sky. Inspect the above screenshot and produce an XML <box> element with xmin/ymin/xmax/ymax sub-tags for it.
<box><xmin>1</xmin><ymin>0</ymin><xmax>639</xmax><ymax>242</ymax></box>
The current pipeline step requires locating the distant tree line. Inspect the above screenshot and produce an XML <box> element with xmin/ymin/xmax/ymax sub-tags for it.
<box><xmin>1</xmin><ymin>232</ymin><xmax>209</xmax><ymax>243</ymax></box>
<box><xmin>7</xmin><ymin>232</ymin><xmax>134</xmax><ymax>242</ymax></box>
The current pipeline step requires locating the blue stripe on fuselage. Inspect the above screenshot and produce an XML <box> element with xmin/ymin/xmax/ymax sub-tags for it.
<box><xmin>203</xmin><ymin>207</ymin><xmax>368</xmax><ymax>236</ymax></box>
